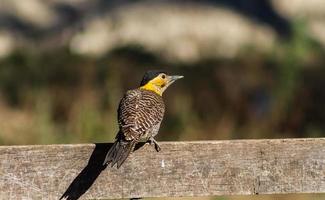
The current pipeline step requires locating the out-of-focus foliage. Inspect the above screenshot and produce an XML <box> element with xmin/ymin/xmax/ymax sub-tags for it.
<box><xmin>0</xmin><ymin>20</ymin><xmax>324</xmax><ymax>145</ymax></box>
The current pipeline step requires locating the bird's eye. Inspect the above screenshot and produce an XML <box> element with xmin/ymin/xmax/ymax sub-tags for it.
<box><xmin>161</xmin><ymin>74</ymin><xmax>166</xmax><ymax>79</ymax></box>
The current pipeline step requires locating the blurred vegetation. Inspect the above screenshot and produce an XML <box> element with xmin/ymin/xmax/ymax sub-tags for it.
<box><xmin>0</xmin><ymin>20</ymin><xmax>324</xmax><ymax>146</ymax></box>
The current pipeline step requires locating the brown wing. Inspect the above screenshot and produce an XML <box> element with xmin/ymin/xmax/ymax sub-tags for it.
<box><xmin>117</xmin><ymin>89</ymin><xmax>165</xmax><ymax>141</ymax></box>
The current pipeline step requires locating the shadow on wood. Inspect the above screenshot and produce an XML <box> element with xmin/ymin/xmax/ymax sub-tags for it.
<box><xmin>60</xmin><ymin>142</ymin><xmax>147</xmax><ymax>200</ymax></box>
<box><xmin>1</xmin><ymin>139</ymin><xmax>324</xmax><ymax>199</ymax></box>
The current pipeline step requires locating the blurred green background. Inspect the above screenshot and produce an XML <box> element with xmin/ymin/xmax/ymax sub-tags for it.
<box><xmin>0</xmin><ymin>0</ymin><xmax>324</xmax><ymax>199</ymax></box>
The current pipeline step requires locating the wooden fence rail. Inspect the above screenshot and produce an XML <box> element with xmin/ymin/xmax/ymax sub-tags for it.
<box><xmin>0</xmin><ymin>138</ymin><xmax>324</xmax><ymax>199</ymax></box>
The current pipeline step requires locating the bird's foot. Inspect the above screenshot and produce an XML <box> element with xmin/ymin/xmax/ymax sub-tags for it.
<box><xmin>149</xmin><ymin>138</ymin><xmax>161</xmax><ymax>152</ymax></box>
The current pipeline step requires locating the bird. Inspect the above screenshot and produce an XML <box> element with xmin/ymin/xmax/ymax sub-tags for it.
<box><xmin>103</xmin><ymin>70</ymin><xmax>183</xmax><ymax>168</ymax></box>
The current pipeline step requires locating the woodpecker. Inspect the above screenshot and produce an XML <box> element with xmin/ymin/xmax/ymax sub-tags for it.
<box><xmin>103</xmin><ymin>70</ymin><xmax>183</xmax><ymax>168</ymax></box>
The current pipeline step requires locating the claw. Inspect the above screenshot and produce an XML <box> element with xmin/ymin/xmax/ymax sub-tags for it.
<box><xmin>154</xmin><ymin>143</ymin><xmax>161</xmax><ymax>152</ymax></box>
<box><xmin>148</xmin><ymin>137</ymin><xmax>161</xmax><ymax>152</ymax></box>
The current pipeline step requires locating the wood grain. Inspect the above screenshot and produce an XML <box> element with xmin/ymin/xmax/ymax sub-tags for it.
<box><xmin>0</xmin><ymin>138</ymin><xmax>324</xmax><ymax>199</ymax></box>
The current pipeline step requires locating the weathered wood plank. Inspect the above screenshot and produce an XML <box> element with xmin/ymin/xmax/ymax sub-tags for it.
<box><xmin>0</xmin><ymin>138</ymin><xmax>324</xmax><ymax>199</ymax></box>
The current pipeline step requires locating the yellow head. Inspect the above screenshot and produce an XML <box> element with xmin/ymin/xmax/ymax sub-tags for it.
<box><xmin>139</xmin><ymin>70</ymin><xmax>184</xmax><ymax>96</ymax></box>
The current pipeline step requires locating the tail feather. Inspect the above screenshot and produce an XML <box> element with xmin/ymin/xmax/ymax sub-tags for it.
<box><xmin>103</xmin><ymin>139</ymin><xmax>136</xmax><ymax>168</ymax></box>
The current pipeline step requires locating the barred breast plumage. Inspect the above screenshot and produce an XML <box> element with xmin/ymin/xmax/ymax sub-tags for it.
<box><xmin>103</xmin><ymin>88</ymin><xmax>165</xmax><ymax>168</ymax></box>
<box><xmin>118</xmin><ymin>89</ymin><xmax>165</xmax><ymax>141</ymax></box>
